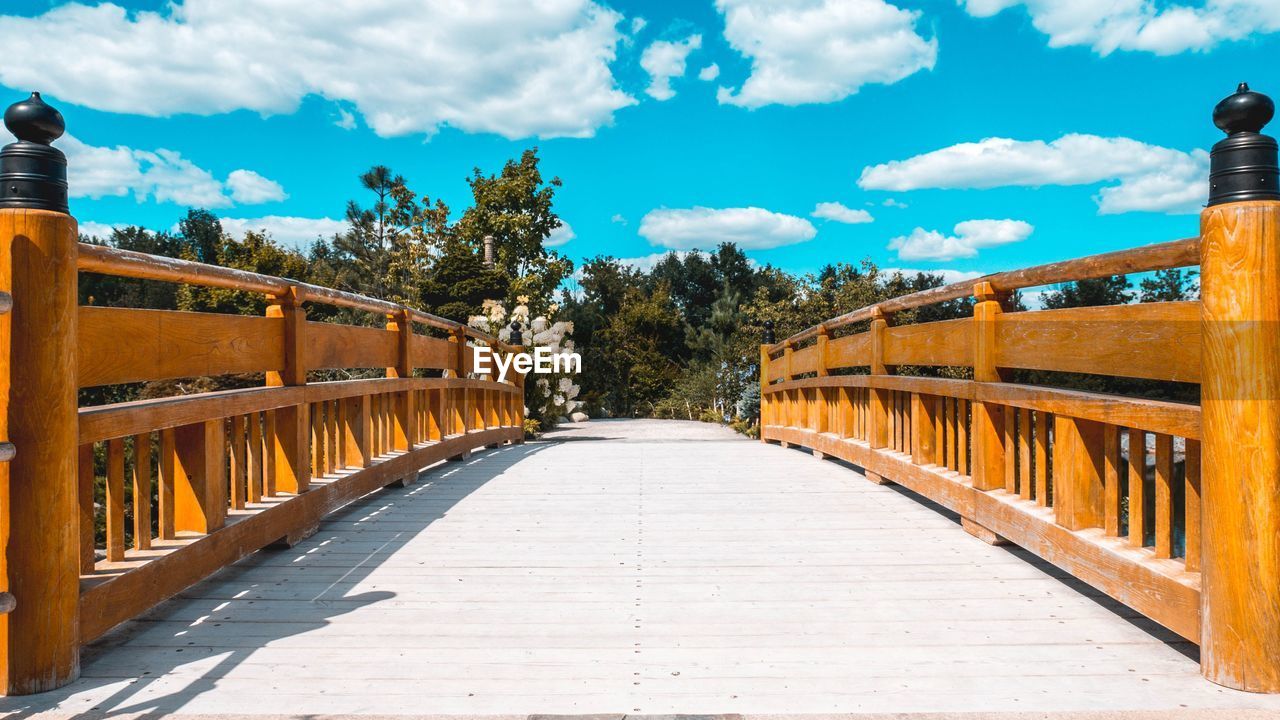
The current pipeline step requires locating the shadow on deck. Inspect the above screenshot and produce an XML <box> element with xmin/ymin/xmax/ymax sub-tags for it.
<box><xmin>3</xmin><ymin>420</ymin><xmax>1277</xmax><ymax>717</ymax></box>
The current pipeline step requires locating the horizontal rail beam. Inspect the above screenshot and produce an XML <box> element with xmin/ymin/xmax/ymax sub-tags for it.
<box><xmin>772</xmin><ymin>237</ymin><xmax>1199</xmax><ymax>352</ymax></box>
<box><xmin>77</xmin><ymin>243</ymin><xmax>511</xmax><ymax>350</ymax></box>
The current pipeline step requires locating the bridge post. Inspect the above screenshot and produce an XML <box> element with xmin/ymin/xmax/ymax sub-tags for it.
<box><xmin>866</xmin><ymin>308</ymin><xmax>892</xmax><ymax>484</ymax></box>
<box><xmin>971</xmin><ymin>281</ymin><xmax>1009</xmax><ymax>492</ymax></box>
<box><xmin>387</xmin><ymin>310</ymin><xmax>416</xmax><ymax>453</ymax></box>
<box><xmin>0</xmin><ymin>93</ymin><xmax>82</xmax><ymax>693</ymax></box>
<box><xmin>1199</xmin><ymin>82</ymin><xmax>1280</xmax><ymax>692</ymax></box>
<box><xmin>265</xmin><ymin>286</ymin><xmax>310</xmax><ymax>494</ymax></box>
<box><xmin>814</xmin><ymin>327</ymin><xmax>830</xmax><ymax>447</ymax></box>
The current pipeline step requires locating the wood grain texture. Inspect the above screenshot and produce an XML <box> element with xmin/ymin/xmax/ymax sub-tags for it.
<box><xmin>412</xmin><ymin>334</ymin><xmax>455</xmax><ymax>371</ymax></box>
<box><xmin>825</xmin><ymin>331</ymin><xmax>870</xmax><ymax>370</ymax></box>
<box><xmin>1053</xmin><ymin>417</ymin><xmax>1106</xmax><ymax>532</ymax></box>
<box><xmin>306</xmin><ymin>322</ymin><xmax>397</xmax><ymax>371</ymax></box>
<box><xmin>883</xmin><ymin>318</ymin><xmax>972</xmax><ymax>367</ymax></box>
<box><xmin>995</xmin><ymin>302</ymin><xmax>1201</xmax><ymax>383</ymax></box>
<box><xmin>78</xmin><ymin>307</ymin><xmax>283</xmax><ymax>388</ymax></box>
<box><xmin>1199</xmin><ymin>201</ymin><xmax>1280</xmax><ymax>691</ymax></box>
<box><xmin>0</xmin><ymin>210</ymin><xmax>81</xmax><ymax>694</ymax></box>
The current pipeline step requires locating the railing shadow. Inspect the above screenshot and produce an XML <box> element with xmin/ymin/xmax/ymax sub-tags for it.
<box><xmin>817</xmin><ymin>449</ymin><xmax>1200</xmax><ymax>661</ymax></box>
<box><xmin>0</xmin><ymin>441</ymin><xmax>549</xmax><ymax>719</ymax></box>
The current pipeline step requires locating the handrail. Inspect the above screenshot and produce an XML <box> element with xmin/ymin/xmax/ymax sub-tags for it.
<box><xmin>78</xmin><ymin>243</ymin><xmax>509</xmax><ymax>349</ymax></box>
<box><xmin>771</xmin><ymin>237</ymin><xmax>1200</xmax><ymax>352</ymax></box>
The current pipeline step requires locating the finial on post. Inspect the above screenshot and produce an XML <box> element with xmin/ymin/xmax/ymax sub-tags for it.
<box><xmin>483</xmin><ymin>235</ymin><xmax>495</xmax><ymax>268</ymax></box>
<box><xmin>0</xmin><ymin>92</ymin><xmax>68</xmax><ymax>213</ymax></box>
<box><xmin>1208</xmin><ymin>82</ymin><xmax>1279</xmax><ymax>206</ymax></box>
<box><xmin>762</xmin><ymin>320</ymin><xmax>775</xmax><ymax>345</ymax></box>
<box><xmin>509</xmin><ymin>320</ymin><xmax>523</xmax><ymax>346</ymax></box>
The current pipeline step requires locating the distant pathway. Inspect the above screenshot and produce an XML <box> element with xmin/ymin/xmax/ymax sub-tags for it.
<box><xmin>6</xmin><ymin>419</ymin><xmax>1279</xmax><ymax>717</ymax></box>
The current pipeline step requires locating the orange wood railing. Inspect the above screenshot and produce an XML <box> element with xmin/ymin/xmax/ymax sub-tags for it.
<box><xmin>760</xmin><ymin>204</ymin><xmax>1280</xmax><ymax>693</ymax></box>
<box><xmin>0</xmin><ymin>218</ymin><xmax>524</xmax><ymax>694</ymax></box>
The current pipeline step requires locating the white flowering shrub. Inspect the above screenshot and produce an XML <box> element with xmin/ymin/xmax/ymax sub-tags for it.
<box><xmin>468</xmin><ymin>296</ymin><xmax>581</xmax><ymax>427</ymax></box>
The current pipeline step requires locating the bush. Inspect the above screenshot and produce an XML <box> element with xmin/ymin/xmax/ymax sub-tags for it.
<box><xmin>698</xmin><ymin>409</ymin><xmax>722</xmax><ymax>424</ymax></box>
<box><xmin>731</xmin><ymin>418</ymin><xmax>759</xmax><ymax>439</ymax></box>
<box><xmin>523</xmin><ymin>418</ymin><xmax>541</xmax><ymax>439</ymax></box>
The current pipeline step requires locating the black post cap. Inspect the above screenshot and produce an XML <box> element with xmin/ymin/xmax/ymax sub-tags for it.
<box><xmin>763</xmin><ymin>320</ymin><xmax>775</xmax><ymax>345</ymax></box>
<box><xmin>0</xmin><ymin>92</ymin><xmax>68</xmax><ymax>213</ymax></box>
<box><xmin>510</xmin><ymin>320</ymin><xmax>523</xmax><ymax>346</ymax></box>
<box><xmin>1208</xmin><ymin>82</ymin><xmax>1280</xmax><ymax>206</ymax></box>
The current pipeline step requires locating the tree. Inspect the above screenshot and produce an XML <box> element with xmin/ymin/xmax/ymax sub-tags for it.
<box><xmin>1140</xmin><ymin>268</ymin><xmax>1198</xmax><ymax>302</ymax></box>
<box><xmin>454</xmin><ymin>148</ymin><xmax>573</xmax><ymax>303</ymax></box>
<box><xmin>1042</xmin><ymin>275</ymin><xmax>1134</xmax><ymax>309</ymax></box>
<box><xmin>177</xmin><ymin>209</ymin><xmax>223</xmax><ymax>264</ymax></box>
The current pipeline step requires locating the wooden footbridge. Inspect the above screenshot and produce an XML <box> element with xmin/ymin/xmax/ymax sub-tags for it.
<box><xmin>2</xmin><ymin>87</ymin><xmax>1280</xmax><ymax>716</ymax></box>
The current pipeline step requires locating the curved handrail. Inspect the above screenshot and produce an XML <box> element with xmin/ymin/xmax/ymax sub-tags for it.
<box><xmin>769</xmin><ymin>237</ymin><xmax>1199</xmax><ymax>352</ymax></box>
<box><xmin>78</xmin><ymin>243</ymin><xmax>512</xmax><ymax>350</ymax></box>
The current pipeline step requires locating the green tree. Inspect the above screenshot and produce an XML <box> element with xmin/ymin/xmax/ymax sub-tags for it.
<box><xmin>454</xmin><ymin>148</ymin><xmax>573</xmax><ymax>303</ymax></box>
<box><xmin>1042</xmin><ymin>275</ymin><xmax>1134</xmax><ymax>308</ymax></box>
<box><xmin>1139</xmin><ymin>268</ymin><xmax>1198</xmax><ymax>302</ymax></box>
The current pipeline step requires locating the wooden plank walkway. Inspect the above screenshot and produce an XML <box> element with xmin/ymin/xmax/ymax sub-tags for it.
<box><xmin>6</xmin><ymin>419</ymin><xmax>1280</xmax><ymax>717</ymax></box>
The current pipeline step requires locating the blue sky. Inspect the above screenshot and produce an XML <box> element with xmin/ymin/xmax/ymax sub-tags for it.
<box><xmin>1</xmin><ymin>0</ymin><xmax>1277</xmax><ymax>283</ymax></box>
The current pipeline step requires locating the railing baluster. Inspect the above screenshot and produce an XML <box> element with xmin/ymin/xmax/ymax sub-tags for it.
<box><xmin>1035</xmin><ymin>411</ymin><xmax>1050</xmax><ymax>506</ymax></box>
<box><xmin>133</xmin><ymin>433</ymin><xmax>152</xmax><ymax>550</ymax></box>
<box><xmin>248</xmin><ymin>413</ymin><xmax>264</xmax><ymax>503</ymax></box>
<box><xmin>1018</xmin><ymin>408</ymin><xmax>1032</xmax><ymax>500</ymax></box>
<box><xmin>231</xmin><ymin>415</ymin><xmax>247</xmax><ymax>510</ymax></box>
<box><xmin>159</xmin><ymin>428</ymin><xmax>176</xmax><ymax>537</ymax></box>
<box><xmin>78</xmin><ymin>443</ymin><xmax>96</xmax><ymax>572</ymax></box>
<box><xmin>106</xmin><ymin>438</ymin><xmax>126</xmax><ymax>562</ymax></box>
<box><xmin>1104</xmin><ymin>424</ymin><xmax>1121</xmax><ymax>535</ymax></box>
<box><xmin>1128</xmin><ymin>428</ymin><xmax>1146</xmax><ymax>547</ymax></box>
<box><xmin>1185</xmin><ymin>439</ymin><xmax>1201</xmax><ymax>572</ymax></box>
<box><xmin>1154</xmin><ymin>433</ymin><xmax>1174</xmax><ymax>558</ymax></box>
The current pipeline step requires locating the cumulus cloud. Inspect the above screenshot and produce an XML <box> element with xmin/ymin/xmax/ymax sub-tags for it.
<box><xmin>58</xmin><ymin>134</ymin><xmax>280</xmax><ymax>208</ymax></box>
<box><xmin>698</xmin><ymin>63</ymin><xmax>721</xmax><ymax>81</ymax></box>
<box><xmin>641</xmin><ymin>35</ymin><xmax>702</xmax><ymax>101</ymax></box>
<box><xmin>715</xmin><ymin>0</ymin><xmax>936</xmax><ymax>108</ymax></box>
<box><xmin>888</xmin><ymin>219</ymin><xmax>1033</xmax><ymax>261</ymax></box>
<box><xmin>883</xmin><ymin>267</ymin><xmax>984</xmax><ymax>284</ymax></box>
<box><xmin>858</xmin><ymin>134</ymin><xmax>1208</xmax><ymax>214</ymax></box>
<box><xmin>226</xmin><ymin>170</ymin><xmax>288</xmax><ymax>204</ymax></box>
<box><xmin>546</xmin><ymin>221</ymin><xmax>576</xmax><ymax>248</ymax></box>
<box><xmin>962</xmin><ymin>0</ymin><xmax>1280</xmax><ymax>55</ymax></box>
<box><xmin>611</xmin><ymin>214</ymin><xmax>627</xmax><ymax>225</ymax></box>
<box><xmin>812</xmin><ymin>202</ymin><xmax>874</xmax><ymax>224</ymax></box>
<box><xmin>0</xmin><ymin>0</ymin><xmax>636</xmax><ymax>140</ymax></box>
<box><xmin>219</xmin><ymin>216</ymin><xmax>347</xmax><ymax>248</ymax></box>
<box><xmin>78</xmin><ymin>221</ymin><xmax>126</xmax><ymax>240</ymax></box>
<box><xmin>639</xmin><ymin>206</ymin><xmax>817</xmax><ymax>250</ymax></box>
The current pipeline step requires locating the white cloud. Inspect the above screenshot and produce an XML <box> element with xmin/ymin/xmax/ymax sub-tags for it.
<box><xmin>641</xmin><ymin>34</ymin><xmax>702</xmax><ymax>101</ymax></box>
<box><xmin>58</xmin><ymin>134</ymin><xmax>274</xmax><ymax>208</ymax></box>
<box><xmin>226</xmin><ymin>169</ymin><xmax>287</xmax><ymax>204</ymax></box>
<box><xmin>889</xmin><ymin>219</ymin><xmax>1033</xmax><ymax>261</ymax></box>
<box><xmin>631</xmin><ymin>17</ymin><xmax>648</xmax><ymax>34</ymax></box>
<box><xmin>547</xmin><ymin>221</ymin><xmax>576</xmax><ymax>248</ymax></box>
<box><xmin>78</xmin><ymin>221</ymin><xmax>126</xmax><ymax>240</ymax></box>
<box><xmin>962</xmin><ymin>0</ymin><xmax>1280</xmax><ymax>55</ymax></box>
<box><xmin>334</xmin><ymin>108</ymin><xmax>357</xmax><ymax>130</ymax></box>
<box><xmin>714</xmin><ymin>0</ymin><xmax>936</xmax><ymax>108</ymax></box>
<box><xmin>812</xmin><ymin>201</ymin><xmax>874</xmax><ymax>224</ymax></box>
<box><xmin>0</xmin><ymin>0</ymin><xmax>636</xmax><ymax>140</ymax></box>
<box><xmin>219</xmin><ymin>216</ymin><xmax>347</xmax><ymax>248</ymax></box>
<box><xmin>882</xmin><ymin>267</ymin><xmax>984</xmax><ymax>285</ymax></box>
<box><xmin>698</xmin><ymin>63</ymin><xmax>721</xmax><ymax>81</ymax></box>
<box><xmin>639</xmin><ymin>206</ymin><xmax>817</xmax><ymax>250</ymax></box>
<box><xmin>610</xmin><ymin>213</ymin><xmax>627</xmax><ymax>225</ymax></box>
<box><xmin>883</xmin><ymin>198</ymin><xmax>909</xmax><ymax>208</ymax></box>
<box><xmin>858</xmin><ymin>134</ymin><xmax>1208</xmax><ymax>214</ymax></box>
<box><xmin>618</xmin><ymin>250</ymin><xmax>692</xmax><ymax>273</ymax></box>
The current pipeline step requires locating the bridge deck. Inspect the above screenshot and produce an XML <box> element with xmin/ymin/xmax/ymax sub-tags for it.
<box><xmin>8</xmin><ymin>419</ymin><xmax>1279</xmax><ymax>717</ymax></box>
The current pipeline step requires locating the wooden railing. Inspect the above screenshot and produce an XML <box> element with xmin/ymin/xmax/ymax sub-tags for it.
<box><xmin>0</xmin><ymin>213</ymin><xmax>523</xmax><ymax>694</ymax></box>
<box><xmin>760</xmin><ymin>207</ymin><xmax>1280</xmax><ymax>692</ymax></box>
